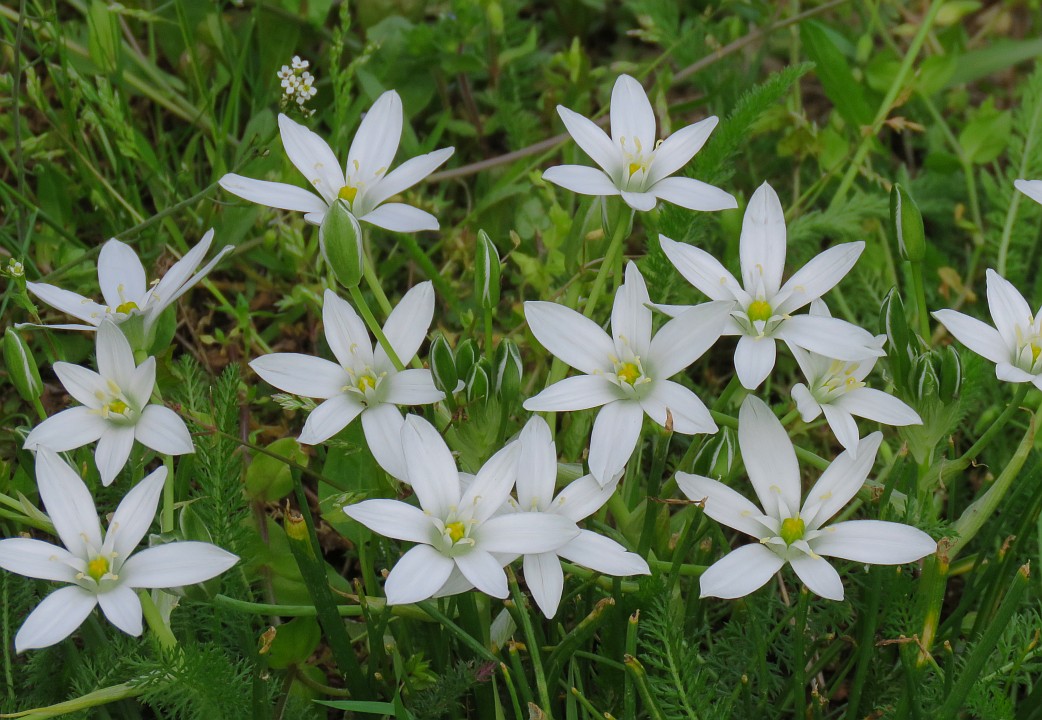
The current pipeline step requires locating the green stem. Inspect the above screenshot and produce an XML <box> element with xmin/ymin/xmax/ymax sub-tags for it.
<box><xmin>139</xmin><ymin>590</ymin><xmax>177</xmax><ymax>650</ymax></box>
<box><xmin>998</xmin><ymin>75</ymin><xmax>1042</xmax><ymax>276</ymax></box>
<box><xmin>360</xmin><ymin>253</ymin><xmax>394</xmax><ymax>318</ymax></box>
<box><xmin>582</xmin><ymin>209</ymin><xmax>633</xmax><ymax>319</ymax></box>
<box><xmin>212</xmin><ymin>593</ymin><xmax>433</xmax><ymax>621</ymax></box>
<box><xmin>392</xmin><ymin>230</ymin><xmax>459</xmax><ymax>311</ymax></box>
<box><xmin>414</xmin><ymin>600</ymin><xmax>498</xmax><ymax>663</ymax></box>
<box><xmin>623</xmin><ymin>655</ymin><xmax>668</xmax><ymax>720</ymax></box>
<box><xmin>792</xmin><ymin>587</ymin><xmax>809</xmax><ymax>717</ymax></box>
<box><xmin>161</xmin><ymin>455</ymin><xmax>175</xmax><ymax>534</ymax></box>
<box><xmin>484</xmin><ymin>310</ymin><xmax>494</xmax><ymax>363</ymax></box>
<box><xmin>0</xmin><ymin>683</ymin><xmax>143</xmax><ymax>719</ymax></box>
<box><xmin>844</xmin><ymin>568</ymin><xmax>884</xmax><ymax>720</ymax></box>
<box><xmin>349</xmin><ymin>285</ymin><xmax>405</xmax><ymax>371</ymax></box>
<box><xmin>909</xmin><ymin>262</ymin><xmax>931</xmax><ymax>343</ymax></box>
<box><xmin>507</xmin><ymin>569</ymin><xmax>552</xmax><ymax>713</ymax></box>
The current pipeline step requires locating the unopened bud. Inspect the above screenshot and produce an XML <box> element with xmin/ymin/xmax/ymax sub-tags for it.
<box><xmin>320</xmin><ymin>199</ymin><xmax>363</xmax><ymax>289</ymax></box>
<box><xmin>880</xmin><ymin>288</ymin><xmax>913</xmax><ymax>391</ymax></box>
<box><xmin>455</xmin><ymin>338</ymin><xmax>478</xmax><ymax>381</ymax></box>
<box><xmin>3</xmin><ymin>328</ymin><xmax>43</xmax><ymax>404</ymax></box>
<box><xmin>430</xmin><ymin>335</ymin><xmax>459</xmax><ymax>397</ymax></box>
<box><xmin>475</xmin><ymin>230</ymin><xmax>502</xmax><ymax>310</ymax></box>
<box><xmin>493</xmin><ymin>339</ymin><xmax>522</xmax><ymax>403</ymax></box>
<box><xmin>939</xmin><ymin>345</ymin><xmax>962</xmax><ymax>403</ymax></box>
<box><xmin>466</xmin><ymin>361</ymin><xmax>491</xmax><ymax>403</ymax></box>
<box><xmin>890</xmin><ymin>183</ymin><xmax>926</xmax><ymax>263</ymax></box>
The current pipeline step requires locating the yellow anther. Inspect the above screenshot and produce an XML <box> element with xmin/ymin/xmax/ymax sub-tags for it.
<box><xmin>87</xmin><ymin>556</ymin><xmax>110</xmax><ymax>582</ymax></box>
<box><xmin>617</xmin><ymin>362</ymin><xmax>641</xmax><ymax>385</ymax></box>
<box><xmin>115</xmin><ymin>301</ymin><xmax>139</xmax><ymax>314</ymax></box>
<box><xmin>747</xmin><ymin>300</ymin><xmax>773</xmax><ymax>323</ymax></box>
<box><xmin>446</xmin><ymin>521</ymin><xmax>466</xmax><ymax>543</ymax></box>
<box><xmin>338</xmin><ymin>185</ymin><xmax>358</xmax><ymax>203</ymax></box>
<box><xmin>628</xmin><ymin>162</ymin><xmax>643</xmax><ymax>177</ymax></box>
<box><xmin>356</xmin><ymin>375</ymin><xmax>376</xmax><ymax>392</ymax></box>
<box><xmin>780</xmin><ymin>517</ymin><xmax>806</xmax><ymax>546</ymax></box>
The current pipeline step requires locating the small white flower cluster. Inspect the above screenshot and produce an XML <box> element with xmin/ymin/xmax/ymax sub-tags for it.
<box><xmin>277</xmin><ymin>55</ymin><xmax>317</xmax><ymax>114</ymax></box>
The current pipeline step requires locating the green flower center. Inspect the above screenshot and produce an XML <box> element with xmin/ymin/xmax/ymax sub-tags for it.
<box><xmin>87</xmin><ymin>556</ymin><xmax>110</xmax><ymax>582</ymax></box>
<box><xmin>747</xmin><ymin>300</ymin><xmax>773</xmax><ymax>323</ymax></box>
<box><xmin>115</xmin><ymin>300</ymin><xmax>139</xmax><ymax>314</ymax></box>
<box><xmin>1032</xmin><ymin>343</ymin><xmax>1041</xmax><ymax>363</ymax></box>
<box><xmin>356</xmin><ymin>374</ymin><xmax>376</xmax><ymax>392</ymax></box>
<box><xmin>617</xmin><ymin>362</ymin><xmax>641</xmax><ymax>385</ymax></box>
<box><xmin>338</xmin><ymin>185</ymin><xmax>358</xmax><ymax>203</ymax></box>
<box><xmin>105</xmin><ymin>399</ymin><xmax>130</xmax><ymax>416</ymax></box>
<box><xmin>780</xmin><ymin>517</ymin><xmax>806</xmax><ymax>546</ymax></box>
<box><xmin>445</xmin><ymin>521</ymin><xmax>466</xmax><ymax>543</ymax></box>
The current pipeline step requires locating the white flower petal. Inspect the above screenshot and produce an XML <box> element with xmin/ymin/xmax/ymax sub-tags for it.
<box><xmin>775</xmin><ymin>242</ymin><xmax>865</xmax><ymax>315</ymax></box>
<box><xmin>612</xmin><ymin>263</ymin><xmax>653</xmax><ymax>359</ymax></box>
<box><xmin>588</xmin><ymin>400</ymin><xmax>644</xmax><ymax>485</ymax></box>
<box><xmin>26</xmin><ymin>282</ymin><xmax>107</xmax><ymax>325</ymax></box>
<box><xmin>610</xmin><ymin>74</ymin><xmax>656</xmax><ymax>154</ymax></box>
<box><xmin>95</xmin><ymin>425</ymin><xmax>136</xmax><ymax>486</ymax></box>
<box><xmin>800</xmin><ymin>433</ymin><xmax>882</xmax><ymax>530</ymax></box>
<box><xmin>699</xmin><ymin>544</ymin><xmax>784</xmax><ymax>599</ymax></box>
<box><xmin>379</xmin><ymin>369</ymin><xmax>444</xmax><ymax>405</ymax></box>
<box><xmin>15</xmin><ymin>585</ymin><xmax>97</xmax><ymax>652</ymax></box>
<box><xmin>986</xmin><ymin>269</ymin><xmax>1033</xmax><ymax>350</ymax></box>
<box><xmin>278</xmin><ymin>113</ymin><xmax>345</xmax><ymax>204</ymax></box>
<box><xmin>135</xmin><ymin>406</ymin><xmax>194</xmax><ymax>456</ymax></box>
<box><xmin>996</xmin><ymin>362</ymin><xmax>1035</xmax><ymax>383</ymax></box>
<box><xmin>35</xmin><ymin>448</ymin><xmax>103</xmax><ymax>557</ymax></box>
<box><xmin>776</xmin><ymin>315</ymin><xmax>885</xmax><ymax>361</ymax></box>
<box><xmin>523</xmin><ymin>375</ymin><xmax>619</xmax><ymax>412</ymax></box>
<box><xmin>97</xmin><ymin>240</ymin><xmax>147</xmax><ymax>309</ymax></box>
<box><xmin>550</xmin><ymin>473</ymin><xmax>619</xmax><ymax>522</ymax></box>
<box><xmin>24</xmin><ymin>407</ymin><xmax>107</xmax><ymax>452</ymax></box>
<box><xmin>401</xmin><ymin>415</ymin><xmax>460</xmax><ymax>517</ymax></box>
<box><xmin>384</xmin><ymin>545</ymin><xmax>454</xmax><ymax>605</ymax></box>
<box><xmin>676</xmin><ymin>472</ymin><xmax>776</xmax><ymax>538</ymax></box>
<box><xmin>96</xmin><ymin>320</ymin><xmax>136</xmax><ymax>387</ymax></box>
<box><xmin>516</xmin><ymin>416</ymin><xmax>558</xmax><ymax>512</ymax></box>
<box><xmin>463</xmin><ymin>440</ymin><xmax>521</xmax><ymax>523</ymax></box>
<box><xmin>739</xmin><ymin>182</ymin><xmax>787</xmax><ymax>298</ymax></box>
<box><xmin>646</xmin><ymin>117</ymin><xmax>718</xmax><ymax>186</ymax></box>
<box><xmin>620</xmin><ymin>190</ymin><xmax>657</xmax><ymax>211</ymax></box>
<box><xmin>218</xmin><ymin>174</ymin><xmax>328</xmax><ymax>213</ymax></box>
<box><xmin>360</xmin><ymin>404</ymin><xmax>408</xmax><ymax>480</ymax></box>
<box><xmin>788</xmin><ymin>553</ymin><xmax>844</xmax><ymax>601</ymax></box>
<box><xmin>322</xmin><ymin>289</ymin><xmax>374</xmax><ymax>370</ymax></box>
<box><xmin>376</xmin><ymin>281</ymin><xmax>434</xmax><ymax>372</ymax></box>
<box><xmin>931</xmin><ymin>310</ymin><xmax>1007</xmax><ymax>365</ymax></box>
<box><xmin>119</xmin><ymin>542</ymin><xmax>238</xmax><ymax>588</ymax></box>
<box><xmin>639</xmin><ymin>380</ymin><xmax>716</xmax><ymax>435</ymax></box>
<box><xmin>834</xmin><ymin>389</ymin><xmax>921</xmax><ymax>426</ymax></box>
<box><xmin>106</xmin><ymin>467</ymin><xmax>165</xmax><ymax>561</ymax></box>
<box><xmin>343</xmin><ymin>499</ymin><xmax>435</xmax><ymax>543</ymax></box>
<box><xmin>346</xmin><ymin>91</ymin><xmax>403</xmax><ymax>185</ymax></box>
<box><xmin>556</xmin><ymin>106</ymin><xmax>621</xmax><ymax>177</ymax></box>
<box><xmin>126</xmin><ymin>357</ymin><xmax>157</xmax><ymax>409</ymax></box>
<box><xmin>739</xmin><ymin>396</ymin><xmax>801</xmax><ymax>519</ymax></box>
<box><xmin>250</xmin><ymin>353</ymin><xmax>350</xmax><ymax>399</ymax></box>
<box><xmin>299</xmin><ymin>394</ymin><xmax>365</xmax><ymax>445</ymax></box>
<box><xmin>542</xmin><ymin>165</ymin><xmax>621</xmax><ymax>196</ymax></box>
<box><xmin>365</xmin><ymin>147</ymin><xmax>454</xmax><ymax>209</ymax></box>
<box><xmin>456</xmin><ymin>549</ymin><xmax>509</xmax><ymax>598</ymax></box>
<box><xmin>1015</xmin><ymin>178</ymin><xmax>1042</xmax><ymax>206</ymax></box>
<box><xmin>821</xmin><ymin>403</ymin><xmax>861</xmax><ymax>456</ymax></box>
<box><xmin>524</xmin><ymin>301</ymin><xmax>614</xmax><ymax>375</ymax></box>
<box><xmin>558</xmin><ymin>530</ymin><xmax>650</xmax><ymax>576</ymax></box>
<box><xmin>792</xmin><ymin>383</ymin><xmax>823</xmax><ymax>422</ymax></box>
<box><xmin>524</xmin><ymin>552</ymin><xmax>565</xmax><ymax>618</ymax></box>
<box><xmin>478</xmin><ymin>512</ymin><xmax>580</xmax><ymax>554</ymax></box>
<box><xmin>0</xmin><ymin>538</ymin><xmax>80</xmax><ymax>583</ymax></box>
<box><xmin>147</xmin><ymin>232</ymin><xmax>233</xmax><ymax>322</ymax></box>
<box><xmin>648</xmin><ymin>176</ymin><xmax>737</xmax><ymax>212</ymax></box>
<box><xmin>360</xmin><ymin>203</ymin><xmax>438</xmax><ymax>233</ymax></box>
<box><xmin>734</xmin><ymin>335</ymin><xmax>777</xmax><ymax>390</ymax></box>
<box><xmin>811</xmin><ymin>520</ymin><xmax>936</xmax><ymax>564</ymax></box>
<box><xmin>97</xmin><ymin>585</ymin><xmax>143</xmax><ymax>636</ymax></box>
<box><xmin>648</xmin><ymin>300</ymin><xmax>731</xmax><ymax>378</ymax></box>
<box><xmin>658</xmin><ymin>235</ymin><xmax>743</xmax><ymax>302</ymax></box>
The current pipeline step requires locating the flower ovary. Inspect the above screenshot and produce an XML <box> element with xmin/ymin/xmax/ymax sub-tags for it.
<box><xmin>87</xmin><ymin>556</ymin><xmax>110</xmax><ymax>583</ymax></box>
<box><xmin>780</xmin><ymin>517</ymin><xmax>806</xmax><ymax>546</ymax></box>
<box><xmin>747</xmin><ymin>300</ymin><xmax>773</xmax><ymax>323</ymax></box>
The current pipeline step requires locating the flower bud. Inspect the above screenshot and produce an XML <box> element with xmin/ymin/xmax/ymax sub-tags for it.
<box><xmin>466</xmin><ymin>360</ymin><xmax>491</xmax><ymax>403</ymax></box>
<box><xmin>493</xmin><ymin>339</ymin><xmax>522</xmax><ymax>404</ymax></box>
<box><xmin>455</xmin><ymin>338</ymin><xmax>478</xmax><ymax>382</ymax></box>
<box><xmin>890</xmin><ymin>183</ymin><xmax>926</xmax><ymax>263</ymax></box>
<box><xmin>475</xmin><ymin>230</ymin><xmax>502</xmax><ymax>311</ymax></box>
<box><xmin>694</xmin><ymin>426</ymin><xmax>736</xmax><ymax>480</ymax></box>
<box><xmin>320</xmin><ymin>199</ymin><xmax>363</xmax><ymax>289</ymax></box>
<box><xmin>914</xmin><ymin>353</ymin><xmax>940</xmax><ymax>402</ymax></box>
<box><xmin>880</xmin><ymin>288</ymin><xmax>913</xmax><ymax>392</ymax></box>
<box><xmin>3</xmin><ymin>328</ymin><xmax>43</xmax><ymax>404</ymax></box>
<box><xmin>938</xmin><ymin>344</ymin><xmax>963</xmax><ymax>402</ymax></box>
<box><xmin>429</xmin><ymin>334</ymin><xmax>459</xmax><ymax>397</ymax></box>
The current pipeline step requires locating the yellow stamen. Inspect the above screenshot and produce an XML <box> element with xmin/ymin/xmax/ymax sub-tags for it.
<box><xmin>617</xmin><ymin>362</ymin><xmax>641</xmax><ymax>385</ymax></box>
<box><xmin>106</xmin><ymin>399</ymin><xmax>130</xmax><ymax>416</ymax></box>
<box><xmin>747</xmin><ymin>300</ymin><xmax>773</xmax><ymax>323</ymax></box>
<box><xmin>87</xmin><ymin>556</ymin><xmax>110</xmax><ymax>582</ymax></box>
<box><xmin>1032</xmin><ymin>343</ymin><xmax>1041</xmax><ymax>362</ymax></box>
<box><xmin>780</xmin><ymin>517</ymin><xmax>806</xmax><ymax>546</ymax></box>
<box><xmin>446</xmin><ymin>521</ymin><xmax>466</xmax><ymax>543</ymax></box>
<box><xmin>356</xmin><ymin>375</ymin><xmax>376</xmax><ymax>392</ymax></box>
<box><xmin>628</xmin><ymin>162</ymin><xmax>643</xmax><ymax>177</ymax></box>
<box><xmin>115</xmin><ymin>301</ymin><xmax>139</xmax><ymax>314</ymax></box>
<box><xmin>338</xmin><ymin>185</ymin><xmax>358</xmax><ymax>203</ymax></box>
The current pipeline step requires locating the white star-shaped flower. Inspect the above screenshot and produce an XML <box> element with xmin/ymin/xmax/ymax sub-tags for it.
<box><xmin>342</xmin><ymin>415</ymin><xmax>580</xmax><ymax>605</ymax></box>
<box><xmin>24</xmin><ymin>320</ymin><xmax>194</xmax><ymax>485</ymax></box>
<box><xmin>678</xmin><ymin>396</ymin><xmax>936</xmax><ymax>600</ymax></box>
<box><xmin>658</xmin><ymin>181</ymin><xmax>883</xmax><ymax>390</ymax></box>
<box><xmin>0</xmin><ymin>449</ymin><xmax>238</xmax><ymax>651</ymax></box>
<box><xmin>542</xmin><ymin>74</ymin><xmax>736</xmax><ymax>213</ymax></box>
<box><xmin>25</xmin><ymin>230</ymin><xmax>231</xmax><ymax>338</ymax></box>
<box><xmin>524</xmin><ymin>262</ymin><xmax>731</xmax><ymax>485</ymax></box>
<box><xmin>933</xmin><ymin>268</ymin><xmax>1042</xmax><ymax>388</ymax></box>
<box><xmin>509</xmin><ymin>416</ymin><xmax>649</xmax><ymax>618</ymax></box>
<box><xmin>250</xmin><ymin>283</ymin><xmax>443</xmax><ymax>480</ymax></box>
<box><xmin>220</xmin><ymin>91</ymin><xmax>453</xmax><ymax>233</ymax></box>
